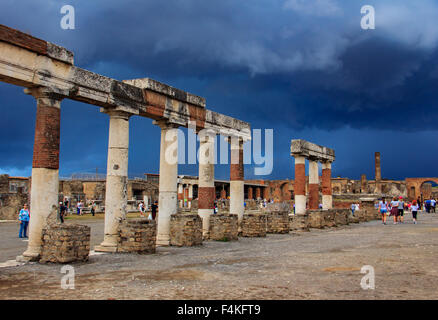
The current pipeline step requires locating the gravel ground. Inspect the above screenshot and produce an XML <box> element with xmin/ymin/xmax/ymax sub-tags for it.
<box><xmin>1</xmin><ymin>212</ymin><xmax>438</xmax><ymax>300</ymax></box>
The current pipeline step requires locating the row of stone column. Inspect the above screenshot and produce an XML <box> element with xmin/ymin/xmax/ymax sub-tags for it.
<box><xmin>20</xmin><ymin>87</ymin><xmax>247</xmax><ymax>259</ymax></box>
<box><xmin>178</xmin><ymin>183</ymin><xmax>193</xmax><ymax>208</ymax></box>
<box><xmin>294</xmin><ymin>156</ymin><xmax>333</xmax><ymax>215</ymax></box>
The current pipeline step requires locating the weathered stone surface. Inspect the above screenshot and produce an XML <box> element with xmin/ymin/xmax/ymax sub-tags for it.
<box><xmin>307</xmin><ymin>211</ymin><xmax>326</xmax><ymax>229</ymax></box>
<box><xmin>291</xmin><ymin>139</ymin><xmax>335</xmax><ymax>162</ymax></box>
<box><xmin>208</xmin><ymin>214</ymin><xmax>238</xmax><ymax>241</ymax></box>
<box><xmin>289</xmin><ymin>214</ymin><xmax>310</xmax><ymax>231</ymax></box>
<box><xmin>334</xmin><ymin>209</ymin><xmax>349</xmax><ymax>225</ymax></box>
<box><xmin>170</xmin><ymin>214</ymin><xmax>203</xmax><ymax>247</ymax></box>
<box><xmin>117</xmin><ymin>219</ymin><xmax>156</xmax><ymax>254</ymax></box>
<box><xmin>241</xmin><ymin>213</ymin><xmax>267</xmax><ymax>237</ymax></box>
<box><xmin>40</xmin><ymin>224</ymin><xmax>90</xmax><ymax>263</ymax></box>
<box><xmin>266</xmin><ymin>211</ymin><xmax>289</xmax><ymax>234</ymax></box>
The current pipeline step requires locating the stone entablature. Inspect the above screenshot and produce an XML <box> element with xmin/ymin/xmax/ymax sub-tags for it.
<box><xmin>291</xmin><ymin>139</ymin><xmax>335</xmax><ymax>162</ymax></box>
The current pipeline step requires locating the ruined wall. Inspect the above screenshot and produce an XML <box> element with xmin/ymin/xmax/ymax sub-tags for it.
<box><xmin>0</xmin><ymin>175</ymin><xmax>29</xmax><ymax>220</ymax></box>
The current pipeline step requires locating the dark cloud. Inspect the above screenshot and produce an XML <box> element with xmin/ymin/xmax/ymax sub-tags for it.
<box><xmin>1</xmin><ymin>0</ymin><xmax>438</xmax><ymax>179</ymax></box>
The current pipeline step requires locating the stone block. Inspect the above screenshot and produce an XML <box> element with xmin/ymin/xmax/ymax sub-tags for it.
<box><xmin>208</xmin><ymin>214</ymin><xmax>238</xmax><ymax>241</ymax></box>
<box><xmin>170</xmin><ymin>214</ymin><xmax>203</xmax><ymax>246</ymax></box>
<box><xmin>39</xmin><ymin>223</ymin><xmax>90</xmax><ymax>264</ymax></box>
<box><xmin>241</xmin><ymin>213</ymin><xmax>267</xmax><ymax>237</ymax></box>
<box><xmin>266</xmin><ymin>211</ymin><xmax>290</xmax><ymax>234</ymax></box>
<box><xmin>117</xmin><ymin>218</ymin><xmax>156</xmax><ymax>254</ymax></box>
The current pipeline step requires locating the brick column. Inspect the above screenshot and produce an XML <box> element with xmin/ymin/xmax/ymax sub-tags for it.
<box><xmin>178</xmin><ymin>183</ymin><xmax>184</xmax><ymax>208</ymax></box>
<box><xmin>255</xmin><ymin>187</ymin><xmax>261</xmax><ymax>199</ymax></box>
<box><xmin>308</xmin><ymin>159</ymin><xmax>319</xmax><ymax>210</ymax></box>
<box><xmin>230</xmin><ymin>137</ymin><xmax>244</xmax><ymax>223</ymax></box>
<box><xmin>155</xmin><ymin>121</ymin><xmax>179</xmax><ymax>246</ymax></box>
<box><xmin>188</xmin><ymin>184</ymin><xmax>193</xmax><ymax>209</ymax></box>
<box><xmin>22</xmin><ymin>87</ymin><xmax>63</xmax><ymax>261</ymax></box>
<box><xmin>198</xmin><ymin>130</ymin><xmax>216</xmax><ymax>236</ymax></box>
<box><xmin>248</xmin><ymin>187</ymin><xmax>253</xmax><ymax>200</ymax></box>
<box><xmin>220</xmin><ymin>186</ymin><xmax>227</xmax><ymax>199</ymax></box>
<box><xmin>322</xmin><ymin>161</ymin><xmax>333</xmax><ymax>210</ymax></box>
<box><xmin>294</xmin><ymin>156</ymin><xmax>306</xmax><ymax>215</ymax></box>
<box><xmin>95</xmin><ymin>109</ymin><xmax>132</xmax><ymax>252</ymax></box>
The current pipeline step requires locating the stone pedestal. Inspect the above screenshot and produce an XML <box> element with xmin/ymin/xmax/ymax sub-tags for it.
<box><xmin>289</xmin><ymin>214</ymin><xmax>309</xmax><ymax>231</ymax></box>
<box><xmin>324</xmin><ymin>210</ymin><xmax>336</xmax><ymax>228</ymax></box>
<box><xmin>334</xmin><ymin>209</ymin><xmax>349</xmax><ymax>225</ymax></box>
<box><xmin>170</xmin><ymin>214</ymin><xmax>203</xmax><ymax>246</ymax></box>
<box><xmin>208</xmin><ymin>214</ymin><xmax>238</xmax><ymax>241</ymax></box>
<box><xmin>117</xmin><ymin>219</ymin><xmax>156</xmax><ymax>254</ymax></box>
<box><xmin>39</xmin><ymin>224</ymin><xmax>90</xmax><ymax>264</ymax></box>
<box><xmin>266</xmin><ymin>211</ymin><xmax>290</xmax><ymax>234</ymax></box>
<box><xmin>307</xmin><ymin>210</ymin><xmax>326</xmax><ymax>229</ymax></box>
<box><xmin>241</xmin><ymin>213</ymin><xmax>267</xmax><ymax>237</ymax></box>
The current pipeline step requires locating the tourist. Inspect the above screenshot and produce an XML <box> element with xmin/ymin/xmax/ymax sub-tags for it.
<box><xmin>397</xmin><ymin>196</ymin><xmax>405</xmax><ymax>223</ymax></box>
<box><xmin>431</xmin><ymin>198</ymin><xmax>436</xmax><ymax>213</ymax></box>
<box><xmin>411</xmin><ymin>200</ymin><xmax>419</xmax><ymax>224</ymax></box>
<box><xmin>355</xmin><ymin>203</ymin><xmax>360</xmax><ymax>211</ymax></box>
<box><xmin>151</xmin><ymin>200</ymin><xmax>158</xmax><ymax>220</ymax></box>
<box><xmin>214</xmin><ymin>201</ymin><xmax>218</xmax><ymax>214</ymax></box>
<box><xmin>138</xmin><ymin>202</ymin><xmax>145</xmax><ymax>216</ymax></box>
<box><xmin>350</xmin><ymin>203</ymin><xmax>356</xmax><ymax>216</ymax></box>
<box><xmin>91</xmin><ymin>202</ymin><xmax>96</xmax><ymax>217</ymax></box>
<box><xmin>18</xmin><ymin>204</ymin><xmax>30</xmax><ymax>238</ymax></box>
<box><xmin>59</xmin><ymin>202</ymin><xmax>66</xmax><ymax>223</ymax></box>
<box><xmin>379</xmin><ymin>198</ymin><xmax>389</xmax><ymax>225</ymax></box>
<box><xmin>426</xmin><ymin>199</ymin><xmax>432</xmax><ymax>213</ymax></box>
<box><xmin>390</xmin><ymin>197</ymin><xmax>399</xmax><ymax>224</ymax></box>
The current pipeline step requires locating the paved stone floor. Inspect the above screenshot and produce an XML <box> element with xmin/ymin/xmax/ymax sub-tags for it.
<box><xmin>1</xmin><ymin>212</ymin><xmax>438</xmax><ymax>300</ymax></box>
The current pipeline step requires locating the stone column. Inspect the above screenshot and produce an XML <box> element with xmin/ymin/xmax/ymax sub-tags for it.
<box><xmin>248</xmin><ymin>187</ymin><xmax>253</xmax><ymax>200</ymax></box>
<box><xmin>220</xmin><ymin>186</ymin><xmax>227</xmax><ymax>199</ymax></box>
<box><xmin>294</xmin><ymin>156</ymin><xmax>306</xmax><ymax>215</ymax></box>
<box><xmin>230</xmin><ymin>137</ymin><xmax>244</xmax><ymax>222</ymax></box>
<box><xmin>178</xmin><ymin>183</ymin><xmax>184</xmax><ymax>208</ymax></box>
<box><xmin>22</xmin><ymin>88</ymin><xmax>63</xmax><ymax>261</ymax></box>
<box><xmin>156</xmin><ymin>121</ymin><xmax>179</xmax><ymax>246</ymax></box>
<box><xmin>308</xmin><ymin>160</ymin><xmax>319</xmax><ymax>210</ymax></box>
<box><xmin>322</xmin><ymin>161</ymin><xmax>333</xmax><ymax>210</ymax></box>
<box><xmin>188</xmin><ymin>184</ymin><xmax>193</xmax><ymax>209</ymax></box>
<box><xmin>198</xmin><ymin>131</ymin><xmax>216</xmax><ymax>237</ymax></box>
<box><xmin>95</xmin><ymin>110</ymin><xmax>131</xmax><ymax>252</ymax></box>
<box><xmin>375</xmin><ymin>152</ymin><xmax>382</xmax><ymax>193</ymax></box>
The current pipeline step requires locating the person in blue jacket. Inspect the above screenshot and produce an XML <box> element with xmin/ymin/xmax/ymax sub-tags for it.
<box><xmin>18</xmin><ymin>204</ymin><xmax>30</xmax><ymax>238</ymax></box>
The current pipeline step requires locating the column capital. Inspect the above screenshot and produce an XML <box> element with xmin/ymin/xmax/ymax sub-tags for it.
<box><xmin>100</xmin><ymin>107</ymin><xmax>138</xmax><ymax>119</ymax></box>
<box><xmin>153</xmin><ymin>119</ymin><xmax>180</xmax><ymax>129</ymax></box>
<box><xmin>24</xmin><ymin>86</ymin><xmax>67</xmax><ymax>100</ymax></box>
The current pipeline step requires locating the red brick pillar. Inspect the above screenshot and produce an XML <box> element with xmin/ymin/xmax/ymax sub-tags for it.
<box><xmin>230</xmin><ymin>137</ymin><xmax>244</xmax><ymax>222</ymax></box>
<box><xmin>220</xmin><ymin>187</ymin><xmax>227</xmax><ymax>199</ymax></box>
<box><xmin>294</xmin><ymin>156</ymin><xmax>306</xmax><ymax>214</ymax></box>
<box><xmin>308</xmin><ymin>159</ymin><xmax>319</xmax><ymax>210</ymax></box>
<box><xmin>248</xmin><ymin>187</ymin><xmax>253</xmax><ymax>200</ymax></box>
<box><xmin>22</xmin><ymin>87</ymin><xmax>63</xmax><ymax>260</ymax></box>
<box><xmin>255</xmin><ymin>187</ymin><xmax>261</xmax><ymax>199</ymax></box>
<box><xmin>322</xmin><ymin>161</ymin><xmax>333</xmax><ymax>209</ymax></box>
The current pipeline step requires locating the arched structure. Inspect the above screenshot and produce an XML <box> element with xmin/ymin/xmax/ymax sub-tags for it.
<box><xmin>405</xmin><ymin>178</ymin><xmax>438</xmax><ymax>201</ymax></box>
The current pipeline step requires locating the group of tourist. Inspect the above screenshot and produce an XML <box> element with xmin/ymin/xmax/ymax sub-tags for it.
<box><xmin>378</xmin><ymin>196</ymin><xmax>423</xmax><ymax>225</ymax></box>
<box><xmin>139</xmin><ymin>200</ymin><xmax>158</xmax><ymax>220</ymax></box>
